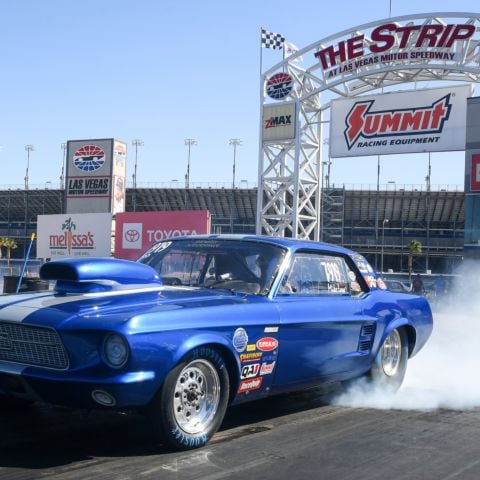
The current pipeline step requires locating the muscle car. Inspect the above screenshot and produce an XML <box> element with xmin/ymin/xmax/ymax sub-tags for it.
<box><xmin>0</xmin><ymin>235</ymin><xmax>433</xmax><ymax>450</ymax></box>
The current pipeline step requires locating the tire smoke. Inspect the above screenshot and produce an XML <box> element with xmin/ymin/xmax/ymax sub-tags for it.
<box><xmin>334</xmin><ymin>266</ymin><xmax>480</xmax><ymax>411</ymax></box>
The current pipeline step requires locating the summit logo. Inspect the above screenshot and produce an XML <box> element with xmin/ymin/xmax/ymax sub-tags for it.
<box><xmin>344</xmin><ymin>94</ymin><xmax>452</xmax><ymax>150</ymax></box>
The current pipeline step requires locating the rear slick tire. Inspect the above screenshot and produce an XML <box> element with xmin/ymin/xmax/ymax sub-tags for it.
<box><xmin>369</xmin><ymin>327</ymin><xmax>408</xmax><ymax>391</ymax></box>
<box><xmin>148</xmin><ymin>347</ymin><xmax>230</xmax><ymax>451</ymax></box>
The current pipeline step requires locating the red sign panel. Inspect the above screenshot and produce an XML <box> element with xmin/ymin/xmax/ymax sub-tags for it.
<box><xmin>115</xmin><ymin>210</ymin><xmax>211</xmax><ymax>260</ymax></box>
<box><xmin>471</xmin><ymin>155</ymin><xmax>480</xmax><ymax>192</ymax></box>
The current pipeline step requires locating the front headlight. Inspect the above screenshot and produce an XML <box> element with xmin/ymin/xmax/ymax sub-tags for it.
<box><xmin>103</xmin><ymin>333</ymin><xmax>129</xmax><ymax>369</ymax></box>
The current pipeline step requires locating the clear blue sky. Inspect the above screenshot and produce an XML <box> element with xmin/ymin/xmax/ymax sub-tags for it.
<box><xmin>1</xmin><ymin>0</ymin><xmax>479</xmax><ymax>189</ymax></box>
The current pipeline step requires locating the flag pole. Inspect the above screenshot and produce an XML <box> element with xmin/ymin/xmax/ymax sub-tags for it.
<box><xmin>257</xmin><ymin>28</ymin><xmax>265</xmax><ymax>234</ymax></box>
<box><xmin>16</xmin><ymin>233</ymin><xmax>35</xmax><ymax>293</ymax></box>
<box><xmin>260</xmin><ymin>27</ymin><xmax>264</xmax><ymax>77</ymax></box>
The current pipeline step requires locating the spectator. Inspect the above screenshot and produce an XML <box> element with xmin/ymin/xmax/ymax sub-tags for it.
<box><xmin>412</xmin><ymin>274</ymin><xmax>424</xmax><ymax>294</ymax></box>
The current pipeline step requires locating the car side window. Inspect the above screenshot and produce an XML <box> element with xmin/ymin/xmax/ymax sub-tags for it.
<box><xmin>158</xmin><ymin>251</ymin><xmax>207</xmax><ymax>286</ymax></box>
<box><xmin>278</xmin><ymin>252</ymin><xmax>364</xmax><ymax>296</ymax></box>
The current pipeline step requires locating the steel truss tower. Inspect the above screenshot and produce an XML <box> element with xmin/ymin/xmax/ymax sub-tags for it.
<box><xmin>257</xmin><ymin>12</ymin><xmax>480</xmax><ymax>240</ymax></box>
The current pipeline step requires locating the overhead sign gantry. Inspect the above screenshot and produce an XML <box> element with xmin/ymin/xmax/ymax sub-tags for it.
<box><xmin>257</xmin><ymin>12</ymin><xmax>480</xmax><ymax>240</ymax></box>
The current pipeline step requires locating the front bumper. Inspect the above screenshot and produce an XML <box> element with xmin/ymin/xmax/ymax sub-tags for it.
<box><xmin>0</xmin><ymin>368</ymin><xmax>158</xmax><ymax>409</ymax></box>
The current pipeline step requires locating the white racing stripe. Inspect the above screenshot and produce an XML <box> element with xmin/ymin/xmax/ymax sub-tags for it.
<box><xmin>0</xmin><ymin>285</ymin><xmax>165</xmax><ymax>323</ymax></box>
<box><xmin>0</xmin><ymin>294</ymin><xmax>86</xmax><ymax>323</ymax></box>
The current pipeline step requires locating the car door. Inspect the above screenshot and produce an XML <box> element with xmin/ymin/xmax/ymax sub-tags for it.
<box><xmin>271</xmin><ymin>250</ymin><xmax>372</xmax><ymax>391</ymax></box>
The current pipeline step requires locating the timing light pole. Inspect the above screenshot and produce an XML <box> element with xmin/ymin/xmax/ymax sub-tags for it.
<box><xmin>229</xmin><ymin>139</ymin><xmax>243</xmax><ymax>188</ymax></box>
<box><xmin>132</xmin><ymin>139</ymin><xmax>144</xmax><ymax>212</ymax></box>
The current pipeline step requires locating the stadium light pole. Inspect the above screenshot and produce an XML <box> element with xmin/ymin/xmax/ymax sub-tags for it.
<box><xmin>24</xmin><ymin>144</ymin><xmax>34</xmax><ymax>190</ymax></box>
<box><xmin>184</xmin><ymin>138</ymin><xmax>197</xmax><ymax>189</ymax></box>
<box><xmin>229</xmin><ymin>139</ymin><xmax>243</xmax><ymax>188</ymax></box>
<box><xmin>184</xmin><ymin>139</ymin><xmax>197</xmax><ymax>209</ymax></box>
<box><xmin>228</xmin><ymin>139</ymin><xmax>242</xmax><ymax>233</ymax></box>
<box><xmin>23</xmin><ymin>144</ymin><xmax>34</xmax><ymax>258</ymax></box>
<box><xmin>132</xmin><ymin>139</ymin><xmax>144</xmax><ymax>212</ymax></box>
<box><xmin>323</xmin><ymin>160</ymin><xmax>332</xmax><ymax>188</ymax></box>
<box><xmin>381</xmin><ymin>218</ymin><xmax>389</xmax><ymax>275</ymax></box>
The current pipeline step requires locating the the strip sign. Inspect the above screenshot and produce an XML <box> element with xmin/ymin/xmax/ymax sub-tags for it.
<box><xmin>314</xmin><ymin>18</ymin><xmax>477</xmax><ymax>80</ymax></box>
<box><xmin>330</xmin><ymin>85</ymin><xmax>471</xmax><ymax>157</ymax></box>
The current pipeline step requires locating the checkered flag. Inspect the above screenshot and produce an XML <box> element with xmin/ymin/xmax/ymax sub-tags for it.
<box><xmin>261</xmin><ymin>28</ymin><xmax>285</xmax><ymax>50</ymax></box>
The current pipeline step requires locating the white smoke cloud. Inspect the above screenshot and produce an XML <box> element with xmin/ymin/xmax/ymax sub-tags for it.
<box><xmin>335</xmin><ymin>263</ymin><xmax>480</xmax><ymax>411</ymax></box>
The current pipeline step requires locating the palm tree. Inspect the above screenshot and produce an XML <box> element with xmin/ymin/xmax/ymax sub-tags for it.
<box><xmin>0</xmin><ymin>237</ymin><xmax>17</xmax><ymax>268</ymax></box>
<box><xmin>0</xmin><ymin>237</ymin><xmax>6</xmax><ymax>259</ymax></box>
<box><xmin>4</xmin><ymin>238</ymin><xmax>17</xmax><ymax>261</ymax></box>
<box><xmin>407</xmin><ymin>240</ymin><xmax>422</xmax><ymax>282</ymax></box>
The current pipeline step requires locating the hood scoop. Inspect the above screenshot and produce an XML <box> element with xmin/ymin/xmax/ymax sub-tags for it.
<box><xmin>40</xmin><ymin>258</ymin><xmax>162</xmax><ymax>294</ymax></box>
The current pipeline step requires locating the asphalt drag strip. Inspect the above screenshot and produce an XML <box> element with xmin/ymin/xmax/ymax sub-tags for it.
<box><xmin>1</xmin><ymin>388</ymin><xmax>480</xmax><ymax>480</ymax></box>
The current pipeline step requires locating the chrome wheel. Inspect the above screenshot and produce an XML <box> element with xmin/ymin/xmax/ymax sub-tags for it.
<box><xmin>173</xmin><ymin>359</ymin><xmax>221</xmax><ymax>435</ymax></box>
<box><xmin>381</xmin><ymin>329</ymin><xmax>402</xmax><ymax>377</ymax></box>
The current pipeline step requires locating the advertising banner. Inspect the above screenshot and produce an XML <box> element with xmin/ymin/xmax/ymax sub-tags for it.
<box><xmin>115</xmin><ymin>211</ymin><xmax>211</xmax><ymax>260</ymax></box>
<box><xmin>464</xmin><ymin>96</ymin><xmax>480</xmax><ymax>254</ymax></box>
<box><xmin>262</xmin><ymin>102</ymin><xmax>296</xmax><ymax>142</ymax></box>
<box><xmin>330</xmin><ymin>85</ymin><xmax>471</xmax><ymax>158</ymax></box>
<box><xmin>471</xmin><ymin>155</ymin><xmax>480</xmax><ymax>192</ymax></box>
<box><xmin>37</xmin><ymin>213</ymin><xmax>113</xmax><ymax>259</ymax></box>
<box><xmin>112</xmin><ymin>140</ymin><xmax>127</xmax><ymax>215</ymax></box>
<box><xmin>313</xmin><ymin>18</ymin><xmax>477</xmax><ymax>81</ymax></box>
<box><xmin>65</xmin><ymin>138</ymin><xmax>127</xmax><ymax>214</ymax></box>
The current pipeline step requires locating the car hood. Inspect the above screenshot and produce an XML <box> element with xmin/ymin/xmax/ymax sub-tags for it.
<box><xmin>0</xmin><ymin>285</ymin><xmax>258</xmax><ymax>329</ymax></box>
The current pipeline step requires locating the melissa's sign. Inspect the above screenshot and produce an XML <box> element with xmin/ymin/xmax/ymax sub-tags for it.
<box><xmin>37</xmin><ymin>213</ymin><xmax>113</xmax><ymax>259</ymax></box>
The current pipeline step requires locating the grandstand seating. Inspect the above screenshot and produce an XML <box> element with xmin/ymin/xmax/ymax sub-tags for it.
<box><xmin>0</xmin><ymin>186</ymin><xmax>464</xmax><ymax>273</ymax></box>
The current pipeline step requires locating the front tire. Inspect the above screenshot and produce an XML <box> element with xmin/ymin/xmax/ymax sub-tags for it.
<box><xmin>148</xmin><ymin>347</ymin><xmax>230</xmax><ymax>450</ymax></box>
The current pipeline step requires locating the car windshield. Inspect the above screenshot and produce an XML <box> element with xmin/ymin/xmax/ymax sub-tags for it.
<box><xmin>138</xmin><ymin>238</ymin><xmax>286</xmax><ymax>295</ymax></box>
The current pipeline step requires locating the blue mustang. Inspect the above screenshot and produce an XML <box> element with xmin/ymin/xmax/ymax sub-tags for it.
<box><xmin>0</xmin><ymin>235</ymin><xmax>433</xmax><ymax>450</ymax></box>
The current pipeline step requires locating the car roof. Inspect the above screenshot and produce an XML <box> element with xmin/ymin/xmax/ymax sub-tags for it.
<box><xmin>164</xmin><ymin>234</ymin><xmax>355</xmax><ymax>256</ymax></box>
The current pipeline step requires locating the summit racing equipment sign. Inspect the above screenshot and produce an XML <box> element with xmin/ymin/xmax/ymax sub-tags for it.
<box><xmin>330</xmin><ymin>85</ymin><xmax>470</xmax><ymax>157</ymax></box>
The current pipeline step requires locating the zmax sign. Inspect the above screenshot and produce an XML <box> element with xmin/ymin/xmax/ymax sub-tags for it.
<box><xmin>262</xmin><ymin>102</ymin><xmax>296</xmax><ymax>142</ymax></box>
<box><xmin>264</xmin><ymin>115</ymin><xmax>292</xmax><ymax>129</ymax></box>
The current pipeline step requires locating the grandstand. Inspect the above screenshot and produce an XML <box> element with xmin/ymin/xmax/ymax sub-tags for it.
<box><xmin>0</xmin><ymin>184</ymin><xmax>464</xmax><ymax>273</ymax></box>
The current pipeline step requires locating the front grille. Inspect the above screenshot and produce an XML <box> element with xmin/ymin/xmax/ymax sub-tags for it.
<box><xmin>0</xmin><ymin>322</ymin><xmax>69</xmax><ymax>370</ymax></box>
